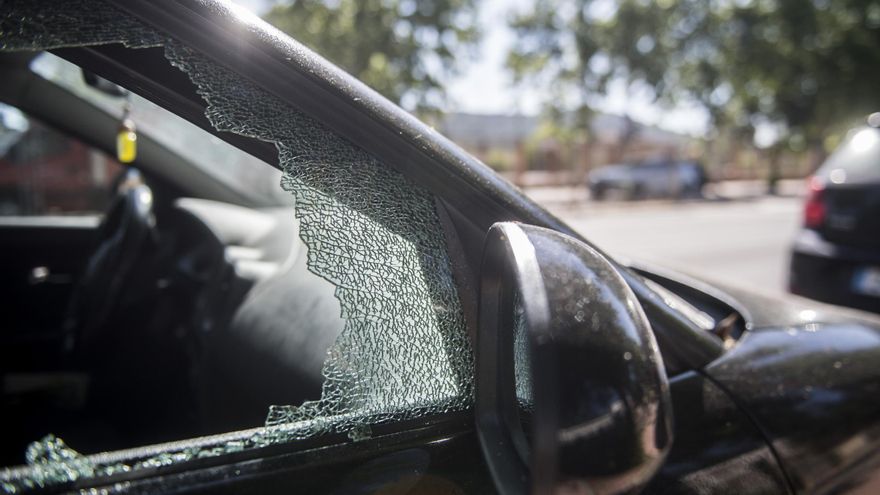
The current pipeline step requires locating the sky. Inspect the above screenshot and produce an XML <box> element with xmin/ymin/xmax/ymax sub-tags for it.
<box><xmin>232</xmin><ymin>0</ymin><xmax>710</xmax><ymax>138</ymax></box>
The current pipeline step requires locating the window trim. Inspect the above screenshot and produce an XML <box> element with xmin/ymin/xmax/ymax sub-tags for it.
<box><xmin>0</xmin><ymin>411</ymin><xmax>475</xmax><ymax>492</ymax></box>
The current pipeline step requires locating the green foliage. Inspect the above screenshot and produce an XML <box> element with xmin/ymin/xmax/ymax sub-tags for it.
<box><xmin>507</xmin><ymin>1</ymin><xmax>600</xmax><ymax>123</ymax></box>
<box><xmin>508</xmin><ymin>0</ymin><xmax>880</xmax><ymax>149</ymax></box>
<box><xmin>264</xmin><ymin>0</ymin><xmax>479</xmax><ymax>113</ymax></box>
<box><xmin>483</xmin><ymin>148</ymin><xmax>516</xmax><ymax>171</ymax></box>
<box><xmin>528</xmin><ymin>119</ymin><xmax>581</xmax><ymax>147</ymax></box>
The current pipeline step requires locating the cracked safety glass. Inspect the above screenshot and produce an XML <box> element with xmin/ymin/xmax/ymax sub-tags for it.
<box><xmin>0</xmin><ymin>0</ymin><xmax>472</xmax><ymax>492</ymax></box>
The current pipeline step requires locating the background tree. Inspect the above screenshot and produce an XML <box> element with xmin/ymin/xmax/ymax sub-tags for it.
<box><xmin>508</xmin><ymin>0</ymin><xmax>880</xmax><ymax>179</ymax></box>
<box><xmin>264</xmin><ymin>0</ymin><xmax>479</xmax><ymax>114</ymax></box>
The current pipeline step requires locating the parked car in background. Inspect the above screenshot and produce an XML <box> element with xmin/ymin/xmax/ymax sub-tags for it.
<box><xmin>789</xmin><ymin>122</ymin><xmax>880</xmax><ymax>314</ymax></box>
<box><xmin>588</xmin><ymin>159</ymin><xmax>707</xmax><ymax>200</ymax></box>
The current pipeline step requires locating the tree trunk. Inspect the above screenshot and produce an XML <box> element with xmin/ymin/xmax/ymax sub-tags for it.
<box><xmin>766</xmin><ymin>148</ymin><xmax>781</xmax><ymax>195</ymax></box>
<box><xmin>570</xmin><ymin>135</ymin><xmax>593</xmax><ymax>185</ymax></box>
<box><xmin>807</xmin><ymin>140</ymin><xmax>827</xmax><ymax>174</ymax></box>
<box><xmin>514</xmin><ymin>140</ymin><xmax>527</xmax><ymax>188</ymax></box>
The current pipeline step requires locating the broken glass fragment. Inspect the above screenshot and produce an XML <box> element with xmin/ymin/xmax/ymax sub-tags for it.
<box><xmin>0</xmin><ymin>0</ymin><xmax>164</xmax><ymax>51</ymax></box>
<box><xmin>0</xmin><ymin>435</ymin><xmax>134</xmax><ymax>493</ymax></box>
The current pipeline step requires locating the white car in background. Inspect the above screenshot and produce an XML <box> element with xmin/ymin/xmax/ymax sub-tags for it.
<box><xmin>588</xmin><ymin>159</ymin><xmax>707</xmax><ymax>200</ymax></box>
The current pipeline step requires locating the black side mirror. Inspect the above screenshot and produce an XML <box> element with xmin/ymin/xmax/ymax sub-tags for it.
<box><xmin>476</xmin><ymin>222</ymin><xmax>673</xmax><ymax>495</ymax></box>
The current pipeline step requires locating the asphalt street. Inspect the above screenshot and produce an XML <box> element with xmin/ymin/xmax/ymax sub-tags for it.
<box><xmin>536</xmin><ymin>191</ymin><xmax>804</xmax><ymax>296</ymax></box>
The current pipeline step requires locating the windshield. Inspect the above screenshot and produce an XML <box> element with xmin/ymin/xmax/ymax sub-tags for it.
<box><xmin>30</xmin><ymin>53</ymin><xmax>291</xmax><ymax>206</ymax></box>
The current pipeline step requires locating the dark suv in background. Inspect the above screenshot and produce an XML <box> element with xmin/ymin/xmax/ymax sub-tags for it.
<box><xmin>789</xmin><ymin>122</ymin><xmax>880</xmax><ymax>314</ymax></box>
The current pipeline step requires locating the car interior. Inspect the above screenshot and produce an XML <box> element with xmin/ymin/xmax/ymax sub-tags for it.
<box><xmin>0</xmin><ymin>50</ymin><xmax>345</xmax><ymax>465</ymax></box>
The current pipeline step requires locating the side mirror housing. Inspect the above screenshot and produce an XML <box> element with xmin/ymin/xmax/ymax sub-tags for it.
<box><xmin>476</xmin><ymin>222</ymin><xmax>673</xmax><ymax>495</ymax></box>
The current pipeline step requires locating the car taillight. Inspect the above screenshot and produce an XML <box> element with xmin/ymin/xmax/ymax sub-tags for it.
<box><xmin>804</xmin><ymin>176</ymin><xmax>825</xmax><ymax>228</ymax></box>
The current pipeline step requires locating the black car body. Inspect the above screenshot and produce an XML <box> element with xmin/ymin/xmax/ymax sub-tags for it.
<box><xmin>789</xmin><ymin>125</ymin><xmax>880</xmax><ymax>314</ymax></box>
<box><xmin>588</xmin><ymin>160</ymin><xmax>707</xmax><ymax>201</ymax></box>
<box><xmin>1</xmin><ymin>2</ymin><xmax>880</xmax><ymax>495</ymax></box>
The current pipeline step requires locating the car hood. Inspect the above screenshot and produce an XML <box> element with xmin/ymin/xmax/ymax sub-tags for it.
<box><xmin>712</xmin><ymin>281</ymin><xmax>880</xmax><ymax>330</ymax></box>
<box><xmin>633</xmin><ymin>261</ymin><xmax>880</xmax><ymax>331</ymax></box>
<box><xmin>636</xmin><ymin>262</ymin><xmax>880</xmax><ymax>493</ymax></box>
<box><xmin>699</xmin><ymin>278</ymin><xmax>880</xmax><ymax>494</ymax></box>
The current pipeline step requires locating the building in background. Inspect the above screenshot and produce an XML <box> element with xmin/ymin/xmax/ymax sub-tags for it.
<box><xmin>439</xmin><ymin>112</ymin><xmax>694</xmax><ymax>186</ymax></box>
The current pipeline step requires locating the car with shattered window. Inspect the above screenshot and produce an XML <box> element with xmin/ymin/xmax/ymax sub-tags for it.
<box><xmin>2</xmin><ymin>2</ymin><xmax>880</xmax><ymax>494</ymax></box>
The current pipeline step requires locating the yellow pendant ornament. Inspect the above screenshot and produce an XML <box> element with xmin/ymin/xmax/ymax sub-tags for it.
<box><xmin>116</xmin><ymin>104</ymin><xmax>137</xmax><ymax>163</ymax></box>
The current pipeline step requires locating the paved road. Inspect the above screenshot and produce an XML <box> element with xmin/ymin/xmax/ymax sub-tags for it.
<box><xmin>539</xmin><ymin>194</ymin><xmax>804</xmax><ymax>296</ymax></box>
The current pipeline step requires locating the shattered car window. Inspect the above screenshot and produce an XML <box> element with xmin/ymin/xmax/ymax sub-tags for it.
<box><xmin>0</xmin><ymin>0</ymin><xmax>472</xmax><ymax>491</ymax></box>
<box><xmin>0</xmin><ymin>0</ymin><xmax>164</xmax><ymax>51</ymax></box>
<box><xmin>163</xmin><ymin>41</ymin><xmax>471</xmax><ymax>426</ymax></box>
